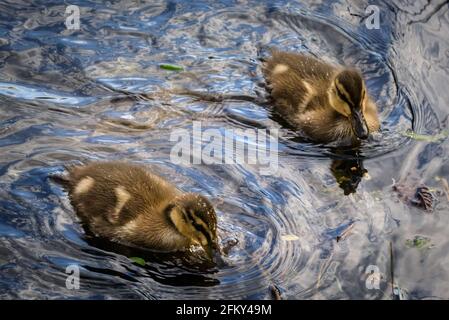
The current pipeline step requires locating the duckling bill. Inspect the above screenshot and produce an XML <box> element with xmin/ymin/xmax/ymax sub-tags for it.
<box><xmin>54</xmin><ymin>161</ymin><xmax>220</xmax><ymax>261</ymax></box>
<box><xmin>263</xmin><ymin>50</ymin><xmax>380</xmax><ymax>144</ymax></box>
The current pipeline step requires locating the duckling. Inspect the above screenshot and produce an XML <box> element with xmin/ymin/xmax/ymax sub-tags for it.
<box><xmin>54</xmin><ymin>161</ymin><xmax>220</xmax><ymax>261</ymax></box>
<box><xmin>263</xmin><ymin>50</ymin><xmax>380</xmax><ymax>144</ymax></box>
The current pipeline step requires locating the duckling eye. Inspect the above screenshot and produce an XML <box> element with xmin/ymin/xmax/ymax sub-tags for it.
<box><xmin>332</xmin><ymin>87</ymin><xmax>352</xmax><ymax>117</ymax></box>
<box><xmin>335</xmin><ymin>85</ymin><xmax>354</xmax><ymax>109</ymax></box>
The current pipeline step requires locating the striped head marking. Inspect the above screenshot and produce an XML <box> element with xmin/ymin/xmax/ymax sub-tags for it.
<box><xmin>168</xmin><ymin>193</ymin><xmax>219</xmax><ymax>259</ymax></box>
<box><xmin>330</xmin><ymin>69</ymin><xmax>370</xmax><ymax>139</ymax></box>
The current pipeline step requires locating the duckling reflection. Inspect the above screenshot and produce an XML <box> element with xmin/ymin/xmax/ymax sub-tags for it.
<box><xmin>263</xmin><ymin>49</ymin><xmax>380</xmax><ymax>145</ymax></box>
<box><xmin>330</xmin><ymin>149</ymin><xmax>368</xmax><ymax>195</ymax></box>
<box><xmin>84</xmin><ymin>236</ymin><xmax>221</xmax><ymax>286</ymax></box>
<box><xmin>52</xmin><ymin>161</ymin><xmax>223</xmax><ymax>265</ymax></box>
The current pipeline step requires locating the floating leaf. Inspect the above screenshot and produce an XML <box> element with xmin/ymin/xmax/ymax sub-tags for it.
<box><xmin>129</xmin><ymin>257</ymin><xmax>146</xmax><ymax>266</ymax></box>
<box><xmin>281</xmin><ymin>234</ymin><xmax>300</xmax><ymax>241</ymax></box>
<box><xmin>393</xmin><ymin>183</ymin><xmax>434</xmax><ymax>212</ymax></box>
<box><xmin>402</xmin><ymin>130</ymin><xmax>448</xmax><ymax>142</ymax></box>
<box><xmin>159</xmin><ymin>64</ymin><xmax>184</xmax><ymax>71</ymax></box>
<box><xmin>412</xmin><ymin>186</ymin><xmax>434</xmax><ymax>211</ymax></box>
<box><xmin>405</xmin><ymin>236</ymin><xmax>433</xmax><ymax>249</ymax></box>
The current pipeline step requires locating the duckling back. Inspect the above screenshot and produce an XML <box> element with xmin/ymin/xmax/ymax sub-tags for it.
<box><xmin>60</xmin><ymin>161</ymin><xmax>186</xmax><ymax>249</ymax></box>
<box><xmin>263</xmin><ymin>51</ymin><xmax>335</xmax><ymax>114</ymax></box>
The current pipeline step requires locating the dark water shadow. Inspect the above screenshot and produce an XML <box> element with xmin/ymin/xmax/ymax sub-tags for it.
<box><xmin>83</xmin><ymin>235</ymin><xmax>221</xmax><ymax>287</ymax></box>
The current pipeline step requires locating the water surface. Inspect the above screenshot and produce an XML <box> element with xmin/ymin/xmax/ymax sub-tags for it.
<box><xmin>1</xmin><ymin>0</ymin><xmax>449</xmax><ymax>299</ymax></box>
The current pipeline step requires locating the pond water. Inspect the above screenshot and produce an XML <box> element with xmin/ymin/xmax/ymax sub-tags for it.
<box><xmin>1</xmin><ymin>0</ymin><xmax>449</xmax><ymax>299</ymax></box>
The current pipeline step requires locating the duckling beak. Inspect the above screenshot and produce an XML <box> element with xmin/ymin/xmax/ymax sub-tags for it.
<box><xmin>203</xmin><ymin>242</ymin><xmax>226</xmax><ymax>266</ymax></box>
<box><xmin>350</xmin><ymin>109</ymin><xmax>369</xmax><ymax>140</ymax></box>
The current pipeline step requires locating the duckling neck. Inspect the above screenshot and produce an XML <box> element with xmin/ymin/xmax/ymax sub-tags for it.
<box><xmin>300</xmin><ymin>107</ymin><xmax>355</xmax><ymax>144</ymax></box>
<box><xmin>328</xmin><ymin>110</ymin><xmax>357</xmax><ymax>143</ymax></box>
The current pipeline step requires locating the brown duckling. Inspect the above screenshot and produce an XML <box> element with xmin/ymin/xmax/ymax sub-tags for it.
<box><xmin>54</xmin><ymin>161</ymin><xmax>220</xmax><ymax>261</ymax></box>
<box><xmin>263</xmin><ymin>50</ymin><xmax>380</xmax><ymax>144</ymax></box>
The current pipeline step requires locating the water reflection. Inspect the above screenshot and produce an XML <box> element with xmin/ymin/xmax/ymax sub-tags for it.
<box><xmin>330</xmin><ymin>149</ymin><xmax>368</xmax><ymax>195</ymax></box>
<box><xmin>85</xmin><ymin>237</ymin><xmax>221</xmax><ymax>287</ymax></box>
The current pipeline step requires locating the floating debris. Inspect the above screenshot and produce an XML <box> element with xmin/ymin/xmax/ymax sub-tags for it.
<box><xmin>281</xmin><ymin>234</ymin><xmax>300</xmax><ymax>241</ymax></box>
<box><xmin>159</xmin><ymin>64</ymin><xmax>184</xmax><ymax>71</ymax></box>
<box><xmin>221</xmin><ymin>238</ymin><xmax>239</xmax><ymax>255</ymax></box>
<box><xmin>269</xmin><ymin>284</ymin><xmax>282</xmax><ymax>300</ymax></box>
<box><xmin>392</xmin><ymin>285</ymin><xmax>407</xmax><ymax>300</ymax></box>
<box><xmin>412</xmin><ymin>186</ymin><xmax>434</xmax><ymax>211</ymax></box>
<box><xmin>336</xmin><ymin>222</ymin><xmax>355</xmax><ymax>242</ymax></box>
<box><xmin>402</xmin><ymin>129</ymin><xmax>448</xmax><ymax>142</ymax></box>
<box><xmin>129</xmin><ymin>257</ymin><xmax>146</xmax><ymax>266</ymax></box>
<box><xmin>393</xmin><ymin>183</ymin><xmax>434</xmax><ymax>212</ymax></box>
<box><xmin>389</xmin><ymin>241</ymin><xmax>407</xmax><ymax>300</ymax></box>
<box><xmin>405</xmin><ymin>236</ymin><xmax>434</xmax><ymax>249</ymax></box>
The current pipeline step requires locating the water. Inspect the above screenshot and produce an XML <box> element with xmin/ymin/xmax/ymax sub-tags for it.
<box><xmin>0</xmin><ymin>0</ymin><xmax>448</xmax><ymax>299</ymax></box>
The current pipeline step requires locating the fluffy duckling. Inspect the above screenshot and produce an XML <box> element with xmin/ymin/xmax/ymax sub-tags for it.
<box><xmin>54</xmin><ymin>161</ymin><xmax>220</xmax><ymax>261</ymax></box>
<box><xmin>263</xmin><ymin>50</ymin><xmax>380</xmax><ymax>144</ymax></box>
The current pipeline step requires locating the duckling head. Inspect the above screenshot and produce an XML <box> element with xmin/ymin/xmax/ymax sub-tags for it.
<box><xmin>167</xmin><ymin>193</ymin><xmax>220</xmax><ymax>261</ymax></box>
<box><xmin>329</xmin><ymin>69</ymin><xmax>370</xmax><ymax>140</ymax></box>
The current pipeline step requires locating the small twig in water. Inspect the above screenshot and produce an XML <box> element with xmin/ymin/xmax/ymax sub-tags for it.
<box><xmin>269</xmin><ymin>284</ymin><xmax>282</xmax><ymax>300</ymax></box>
<box><xmin>390</xmin><ymin>241</ymin><xmax>405</xmax><ymax>299</ymax></box>
<box><xmin>390</xmin><ymin>241</ymin><xmax>395</xmax><ymax>299</ymax></box>
<box><xmin>336</xmin><ymin>222</ymin><xmax>355</xmax><ymax>242</ymax></box>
